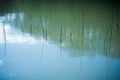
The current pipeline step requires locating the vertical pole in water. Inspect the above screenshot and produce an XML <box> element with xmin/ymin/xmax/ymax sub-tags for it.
<box><xmin>104</xmin><ymin>24</ymin><xmax>111</xmax><ymax>54</ymax></box>
<box><xmin>109</xmin><ymin>4</ymin><xmax>114</xmax><ymax>53</ymax></box>
<box><xmin>104</xmin><ymin>25</ymin><xmax>109</xmax><ymax>53</ymax></box>
<box><xmin>29</xmin><ymin>25</ymin><xmax>32</xmax><ymax>42</ymax></box>
<box><xmin>30</xmin><ymin>25</ymin><xmax>32</xmax><ymax>35</ymax></box>
<box><xmin>40</xmin><ymin>16</ymin><xmax>44</xmax><ymax>39</ymax></box>
<box><xmin>116</xmin><ymin>1</ymin><xmax>120</xmax><ymax>35</ymax></box>
<box><xmin>60</xmin><ymin>27</ymin><xmax>63</xmax><ymax>55</ymax></box>
<box><xmin>70</xmin><ymin>31</ymin><xmax>72</xmax><ymax>43</ymax></box>
<box><xmin>104</xmin><ymin>3</ymin><xmax>114</xmax><ymax>54</ymax></box>
<box><xmin>2</xmin><ymin>21</ymin><xmax>6</xmax><ymax>56</ymax></box>
<box><xmin>40</xmin><ymin>42</ymin><xmax>44</xmax><ymax>63</ymax></box>
<box><xmin>60</xmin><ymin>27</ymin><xmax>62</xmax><ymax>44</ymax></box>
<box><xmin>45</xmin><ymin>29</ymin><xmax>47</xmax><ymax>41</ymax></box>
<box><xmin>81</xmin><ymin>8</ymin><xmax>84</xmax><ymax>49</ymax></box>
<box><xmin>40</xmin><ymin>16</ymin><xmax>45</xmax><ymax>60</ymax></box>
<box><xmin>21</xmin><ymin>22</ymin><xmax>24</xmax><ymax>43</ymax></box>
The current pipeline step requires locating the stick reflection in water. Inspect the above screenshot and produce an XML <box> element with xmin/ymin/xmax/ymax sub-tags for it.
<box><xmin>2</xmin><ymin>21</ymin><xmax>6</xmax><ymax>56</ymax></box>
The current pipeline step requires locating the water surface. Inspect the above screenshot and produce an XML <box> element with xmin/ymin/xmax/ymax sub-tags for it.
<box><xmin>0</xmin><ymin>1</ymin><xmax>120</xmax><ymax>80</ymax></box>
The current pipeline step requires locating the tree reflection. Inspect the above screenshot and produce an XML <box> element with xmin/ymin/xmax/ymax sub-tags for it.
<box><xmin>1</xmin><ymin>1</ymin><xmax>120</xmax><ymax>58</ymax></box>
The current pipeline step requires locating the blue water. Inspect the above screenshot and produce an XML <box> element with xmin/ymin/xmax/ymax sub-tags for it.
<box><xmin>0</xmin><ymin>42</ymin><xmax>120</xmax><ymax>80</ymax></box>
<box><xmin>0</xmin><ymin>1</ymin><xmax>120</xmax><ymax>79</ymax></box>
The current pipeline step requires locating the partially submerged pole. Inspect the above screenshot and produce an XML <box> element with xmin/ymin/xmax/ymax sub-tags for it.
<box><xmin>40</xmin><ymin>16</ymin><xmax>45</xmax><ymax>39</ymax></box>
<box><xmin>81</xmin><ymin>8</ymin><xmax>84</xmax><ymax>48</ymax></box>
<box><xmin>2</xmin><ymin>21</ymin><xmax>6</xmax><ymax>56</ymax></box>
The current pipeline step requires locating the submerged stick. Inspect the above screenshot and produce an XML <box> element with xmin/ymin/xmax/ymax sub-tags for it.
<box><xmin>40</xmin><ymin>16</ymin><xmax>45</xmax><ymax>39</ymax></box>
<box><xmin>106</xmin><ymin>35</ymin><xmax>110</xmax><ymax>54</ymax></box>
<box><xmin>40</xmin><ymin>42</ymin><xmax>44</xmax><ymax>63</ymax></box>
<box><xmin>2</xmin><ymin>21</ymin><xmax>6</xmax><ymax>56</ymax></box>
<box><xmin>81</xmin><ymin>8</ymin><xmax>84</xmax><ymax>47</ymax></box>
<box><xmin>60</xmin><ymin>27</ymin><xmax>62</xmax><ymax>44</ymax></box>
<box><xmin>29</xmin><ymin>25</ymin><xmax>32</xmax><ymax>42</ymax></box>
<box><xmin>21</xmin><ymin>22</ymin><xmax>24</xmax><ymax>43</ymax></box>
<box><xmin>104</xmin><ymin>25</ymin><xmax>110</xmax><ymax>53</ymax></box>
<box><xmin>108</xmin><ymin>5</ymin><xmax>114</xmax><ymax>53</ymax></box>
<box><xmin>21</xmin><ymin>22</ymin><xmax>24</xmax><ymax>33</ymax></box>
<box><xmin>104</xmin><ymin>4</ymin><xmax>114</xmax><ymax>54</ymax></box>
<box><xmin>30</xmin><ymin>25</ymin><xmax>32</xmax><ymax>35</ymax></box>
<box><xmin>116</xmin><ymin>4</ymin><xmax>120</xmax><ymax>36</ymax></box>
<box><xmin>70</xmin><ymin>31</ymin><xmax>72</xmax><ymax>43</ymax></box>
<box><xmin>45</xmin><ymin>29</ymin><xmax>47</xmax><ymax>41</ymax></box>
<box><xmin>109</xmin><ymin>25</ymin><xmax>113</xmax><ymax>53</ymax></box>
<box><xmin>59</xmin><ymin>27</ymin><xmax>63</xmax><ymax>56</ymax></box>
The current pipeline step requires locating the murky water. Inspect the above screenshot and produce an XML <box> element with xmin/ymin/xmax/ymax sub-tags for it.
<box><xmin>0</xmin><ymin>0</ymin><xmax>120</xmax><ymax>80</ymax></box>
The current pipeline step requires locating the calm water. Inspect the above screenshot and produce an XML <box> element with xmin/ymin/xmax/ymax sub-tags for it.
<box><xmin>0</xmin><ymin>1</ymin><xmax>120</xmax><ymax>80</ymax></box>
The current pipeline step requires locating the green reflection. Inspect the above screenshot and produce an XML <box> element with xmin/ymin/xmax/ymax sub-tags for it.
<box><xmin>1</xmin><ymin>1</ymin><xmax>120</xmax><ymax>58</ymax></box>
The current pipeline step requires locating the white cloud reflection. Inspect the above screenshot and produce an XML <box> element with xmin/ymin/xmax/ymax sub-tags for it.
<box><xmin>0</xmin><ymin>24</ymin><xmax>49</xmax><ymax>44</ymax></box>
<box><xmin>0</xmin><ymin>13</ymin><xmax>48</xmax><ymax>45</ymax></box>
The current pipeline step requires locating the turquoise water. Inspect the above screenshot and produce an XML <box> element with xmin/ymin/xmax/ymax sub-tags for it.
<box><xmin>0</xmin><ymin>1</ymin><xmax>120</xmax><ymax>80</ymax></box>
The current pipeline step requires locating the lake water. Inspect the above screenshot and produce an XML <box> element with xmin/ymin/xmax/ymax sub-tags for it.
<box><xmin>0</xmin><ymin>0</ymin><xmax>120</xmax><ymax>80</ymax></box>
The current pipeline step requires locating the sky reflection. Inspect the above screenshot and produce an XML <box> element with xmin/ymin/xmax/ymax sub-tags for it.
<box><xmin>0</xmin><ymin>59</ymin><xmax>4</xmax><ymax>65</ymax></box>
<box><xmin>0</xmin><ymin>14</ymin><xmax>48</xmax><ymax>45</ymax></box>
<box><xmin>0</xmin><ymin>1</ymin><xmax>120</xmax><ymax>80</ymax></box>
